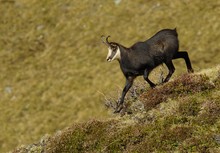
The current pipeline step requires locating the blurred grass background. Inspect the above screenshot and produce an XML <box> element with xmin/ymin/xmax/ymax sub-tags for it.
<box><xmin>0</xmin><ymin>0</ymin><xmax>219</xmax><ymax>152</ymax></box>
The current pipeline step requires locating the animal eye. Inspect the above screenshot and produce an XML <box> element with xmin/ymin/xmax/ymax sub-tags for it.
<box><xmin>112</xmin><ymin>46</ymin><xmax>117</xmax><ymax>51</ymax></box>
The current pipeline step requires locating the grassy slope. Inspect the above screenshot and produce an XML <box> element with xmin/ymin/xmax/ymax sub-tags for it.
<box><xmin>0</xmin><ymin>0</ymin><xmax>219</xmax><ymax>152</ymax></box>
<box><xmin>13</xmin><ymin>66</ymin><xmax>220</xmax><ymax>152</ymax></box>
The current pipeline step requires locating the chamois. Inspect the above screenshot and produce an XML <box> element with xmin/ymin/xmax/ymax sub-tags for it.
<box><xmin>101</xmin><ymin>28</ymin><xmax>194</xmax><ymax>113</ymax></box>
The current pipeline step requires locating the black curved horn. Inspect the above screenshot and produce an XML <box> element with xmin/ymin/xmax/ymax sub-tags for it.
<box><xmin>101</xmin><ymin>35</ymin><xmax>111</xmax><ymax>47</ymax></box>
<box><xmin>106</xmin><ymin>35</ymin><xmax>111</xmax><ymax>46</ymax></box>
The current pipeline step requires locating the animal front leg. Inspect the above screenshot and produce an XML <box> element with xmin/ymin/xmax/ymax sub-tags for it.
<box><xmin>114</xmin><ymin>76</ymin><xmax>135</xmax><ymax>113</ymax></box>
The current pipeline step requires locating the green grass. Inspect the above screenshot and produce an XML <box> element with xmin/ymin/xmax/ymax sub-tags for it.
<box><xmin>0</xmin><ymin>0</ymin><xmax>220</xmax><ymax>152</ymax></box>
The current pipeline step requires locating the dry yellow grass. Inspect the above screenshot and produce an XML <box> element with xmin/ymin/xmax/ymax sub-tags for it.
<box><xmin>0</xmin><ymin>0</ymin><xmax>219</xmax><ymax>152</ymax></box>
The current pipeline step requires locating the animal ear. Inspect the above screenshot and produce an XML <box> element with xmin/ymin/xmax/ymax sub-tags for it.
<box><xmin>110</xmin><ymin>44</ymin><xmax>117</xmax><ymax>50</ymax></box>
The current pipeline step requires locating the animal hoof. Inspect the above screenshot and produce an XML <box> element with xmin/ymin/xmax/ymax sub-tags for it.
<box><xmin>150</xmin><ymin>84</ymin><xmax>156</xmax><ymax>88</ymax></box>
<box><xmin>188</xmin><ymin>69</ymin><xmax>194</xmax><ymax>73</ymax></box>
<box><xmin>114</xmin><ymin>104</ymin><xmax>123</xmax><ymax>113</ymax></box>
<box><xmin>113</xmin><ymin>110</ymin><xmax>120</xmax><ymax>114</ymax></box>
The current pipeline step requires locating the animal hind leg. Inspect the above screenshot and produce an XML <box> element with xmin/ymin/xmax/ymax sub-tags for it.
<box><xmin>163</xmin><ymin>61</ymin><xmax>175</xmax><ymax>83</ymax></box>
<box><xmin>173</xmin><ymin>51</ymin><xmax>194</xmax><ymax>73</ymax></box>
<box><xmin>143</xmin><ymin>69</ymin><xmax>156</xmax><ymax>88</ymax></box>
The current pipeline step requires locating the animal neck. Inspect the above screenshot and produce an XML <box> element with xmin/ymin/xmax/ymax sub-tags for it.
<box><xmin>117</xmin><ymin>45</ymin><xmax>129</xmax><ymax>62</ymax></box>
<box><xmin>114</xmin><ymin>46</ymin><xmax>121</xmax><ymax>61</ymax></box>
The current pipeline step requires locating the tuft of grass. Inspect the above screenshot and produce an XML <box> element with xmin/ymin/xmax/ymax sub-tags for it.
<box><xmin>196</xmin><ymin>99</ymin><xmax>220</xmax><ymax>125</ymax></box>
<box><xmin>178</xmin><ymin>97</ymin><xmax>200</xmax><ymax>116</ymax></box>
<box><xmin>141</xmin><ymin>73</ymin><xmax>215</xmax><ymax>111</ymax></box>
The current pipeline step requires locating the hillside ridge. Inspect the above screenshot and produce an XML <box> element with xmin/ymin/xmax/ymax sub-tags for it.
<box><xmin>12</xmin><ymin>66</ymin><xmax>220</xmax><ymax>153</ymax></box>
<box><xmin>1</xmin><ymin>0</ymin><xmax>219</xmax><ymax>152</ymax></box>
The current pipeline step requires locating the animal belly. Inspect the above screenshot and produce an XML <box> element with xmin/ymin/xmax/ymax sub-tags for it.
<box><xmin>153</xmin><ymin>55</ymin><xmax>165</xmax><ymax>66</ymax></box>
<box><xmin>122</xmin><ymin>67</ymin><xmax>144</xmax><ymax>76</ymax></box>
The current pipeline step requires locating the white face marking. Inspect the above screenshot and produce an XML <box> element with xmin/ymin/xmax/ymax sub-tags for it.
<box><xmin>106</xmin><ymin>46</ymin><xmax>121</xmax><ymax>62</ymax></box>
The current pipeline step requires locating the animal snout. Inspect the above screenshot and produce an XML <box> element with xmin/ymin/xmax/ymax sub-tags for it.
<box><xmin>106</xmin><ymin>57</ymin><xmax>111</xmax><ymax>62</ymax></box>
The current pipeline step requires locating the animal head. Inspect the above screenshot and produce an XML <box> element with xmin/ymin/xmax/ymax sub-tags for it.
<box><xmin>101</xmin><ymin>35</ymin><xmax>121</xmax><ymax>62</ymax></box>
